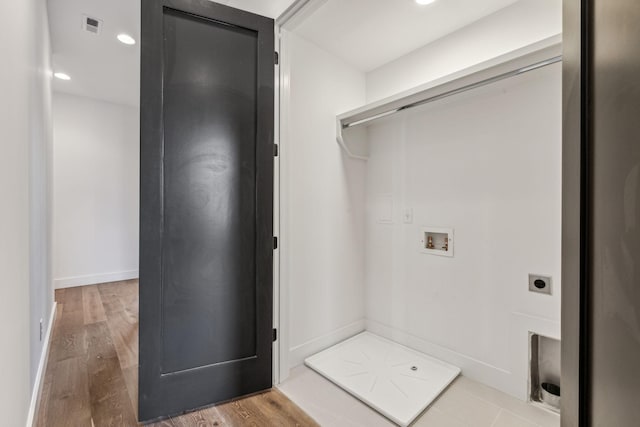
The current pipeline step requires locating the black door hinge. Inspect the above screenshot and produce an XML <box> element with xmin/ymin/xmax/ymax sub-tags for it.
<box><xmin>274</xmin><ymin>51</ymin><xmax>279</xmax><ymax>65</ymax></box>
<box><xmin>273</xmin><ymin>328</ymin><xmax>277</xmax><ymax>342</ymax></box>
<box><xmin>273</xmin><ymin>236</ymin><xmax>278</xmax><ymax>250</ymax></box>
<box><xmin>274</xmin><ymin>143</ymin><xmax>279</xmax><ymax>157</ymax></box>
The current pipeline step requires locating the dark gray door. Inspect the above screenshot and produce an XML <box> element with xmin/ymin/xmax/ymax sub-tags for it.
<box><xmin>562</xmin><ymin>0</ymin><xmax>640</xmax><ymax>425</ymax></box>
<box><xmin>139</xmin><ymin>0</ymin><xmax>274</xmax><ymax>422</ymax></box>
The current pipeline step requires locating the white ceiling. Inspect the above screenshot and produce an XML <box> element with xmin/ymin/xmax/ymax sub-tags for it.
<box><xmin>49</xmin><ymin>0</ymin><xmax>141</xmax><ymax>106</ymax></box>
<box><xmin>48</xmin><ymin>0</ymin><xmax>296</xmax><ymax>106</ymax></box>
<box><xmin>217</xmin><ymin>0</ymin><xmax>297</xmax><ymax>18</ymax></box>
<box><xmin>294</xmin><ymin>0</ymin><xmax>522</xmax><ymax>72</ymax></box>
<box><xmin>48</xmin><ymin>0</ymin><xmax>523</xmax><ymax>106</ymax></box>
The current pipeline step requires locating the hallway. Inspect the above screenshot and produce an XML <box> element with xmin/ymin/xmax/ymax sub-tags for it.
<box><xmin>34</xmin><ymin>281</ymin><xmax>318</xmax><ymax>426</ymax></box>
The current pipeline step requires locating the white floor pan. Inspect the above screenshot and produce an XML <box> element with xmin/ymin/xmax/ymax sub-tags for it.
<box><xmin>304</xmin><ymin>332</ymin><xmax>460</xmax><ymax>426</ymax></box>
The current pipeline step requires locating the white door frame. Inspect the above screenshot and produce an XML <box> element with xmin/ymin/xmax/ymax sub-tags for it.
<box><xmin>272</xmin><ymin>0</ymin><xmax>327</xmax><ymax>385</ymax></box>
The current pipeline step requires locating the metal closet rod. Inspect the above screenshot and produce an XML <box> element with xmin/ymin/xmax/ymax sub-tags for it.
<box><xmin>342</xmin><ymin>55</ymin><xmax>563</xmax><ymax>129</ymax></box>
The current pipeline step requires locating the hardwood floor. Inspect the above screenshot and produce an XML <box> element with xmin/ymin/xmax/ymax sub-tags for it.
<box><xmin>35</xmin><ymin>280</ymin><xmax>318</xmax><ymax>427</ymax></box>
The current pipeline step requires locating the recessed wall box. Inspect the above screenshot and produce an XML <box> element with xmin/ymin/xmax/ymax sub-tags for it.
<box><xmin>420</xmin><ymin>227</ymin><xmax>454</xmax><ymax>257</ymax></box>
<box><xmin>529</xmin><ymin>333</ymin><xmax>561</xmax><ymax>413</ymax></box>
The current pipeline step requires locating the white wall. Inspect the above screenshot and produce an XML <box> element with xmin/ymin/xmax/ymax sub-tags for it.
<box><xmin>366</xmin><ymin>0</ymin><xmax>562</xmax><ymax>103</ymax></box>
<box><xmin>364</xmin><ymin>62</ymin><xmax>562</xmax><ymax>399</ymax></box>
<box><xmin>282</xmin><ymin>0</ymin><xmax>562</xmax><ymax>399</ymax></box>
<box><xmin>53</xmin><ymin>93</ymin><xmax>139</xmax><ymax>288</ymax></box>
<box><xmin>29</xmin><ymin>0</ymin><xmax>54</xmax><ymax>397</ymax></box>
<box><xmin>0</xmin><ymin>0</ymin><xmax>53</xmax><ymax>424</ymax></box>
<box><xmin>282</xmin><ymin>31</ymin><xmax>368</xmax><ymax>370</ymax></box>
<box><xmin>1</xmin><ymin>2</ymin><xmax>33</xmax><ymax>424</ymax></box>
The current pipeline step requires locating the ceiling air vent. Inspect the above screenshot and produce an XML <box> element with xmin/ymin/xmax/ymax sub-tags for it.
<box><xmin>82</xmin><ymin>14</ymin><xmax>102</xmax><ymax>35</ymax></box>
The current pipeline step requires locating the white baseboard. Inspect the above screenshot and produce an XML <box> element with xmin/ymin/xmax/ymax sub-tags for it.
<box><xmin>26</xmin><ymin>302</ymin><xmax>57</xmax><ymax>427</ymax></box>
<box><xmin>289</xmin><ymin>319</ymin><xmax>365</xmax><ymax>368</ymax></box>
<box><xmin>54</xmin><ymin>270</ymin><xmax>138</xmax><ymax>289</ymax></box>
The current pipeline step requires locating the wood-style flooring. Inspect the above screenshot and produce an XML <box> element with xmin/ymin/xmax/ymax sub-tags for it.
<box><xmin>34</xmin><ymin>280</ymin><xmax>319</xmax><ymax>427</ymax></box>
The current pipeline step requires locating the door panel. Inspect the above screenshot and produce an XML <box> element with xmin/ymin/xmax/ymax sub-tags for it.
<box><xmin>590</xmin><ymin>0</ymin><xmax>640</xmax><ymax>425</ymax></box>
<box><xmin>139</xmin><ymin>0</ymin><xmax>274</xmax><ymax>422</ymax></box>
<box><xmin>161</xmin><ymin>8</ymin><xmax>258</xmax><ymax>374</ymax></box>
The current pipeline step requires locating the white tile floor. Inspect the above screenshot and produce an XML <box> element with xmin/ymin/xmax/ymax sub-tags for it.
<box><xmin>278</xmin><ymin>365</ymin><xmax>560</xmax><ymax>427</ymax></box>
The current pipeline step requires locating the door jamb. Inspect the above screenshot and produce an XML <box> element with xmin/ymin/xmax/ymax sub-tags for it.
<box><xmin>561</xmin><ymin>0</ymin><xmax>589</xmax><ymax>425</ymax></box>
<box><xmin>273</xmin><ymin>23</ymin><xmax>290</xmax><ymax>384</ymax></box>
<box><xmin>272</xmin><ymin>25</ymin><xmax>282</xmax><ymax>385</ymax></box>
<box><xmin>273</xmin><ymin>0</ymin><xmax>328</xmax><ymax>386</ymax></box>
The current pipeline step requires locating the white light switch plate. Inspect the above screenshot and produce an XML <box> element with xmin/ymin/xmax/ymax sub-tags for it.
<box><xmin>377</xmin><ymin>194</ymin><xmax>393</xmax><ymax>224</ymax></box>
<box><xmin>403</xmin><ymin>208</ymin><xmax>413</xmax><ymax>224</ymax></box>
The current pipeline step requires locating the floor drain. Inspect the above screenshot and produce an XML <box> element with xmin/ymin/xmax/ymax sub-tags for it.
<box><xmin>411</xmin><ymin>366</ymin><xmax>418</xmax><ymax>371</ymax></box>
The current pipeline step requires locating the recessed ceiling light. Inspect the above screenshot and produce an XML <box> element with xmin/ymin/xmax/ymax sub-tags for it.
<box><xmin>117</xmin><ymin>33</ymin><xmax>136</xmax><ymax>45</ymax></box>
<box><xmin>416</xmin><ymin>0</ymin><xmax>436</xmax><ymax>5</ymax></box>
<box><xmin>54</xmin><ymin>72</ymin><xmax>71</xmax><ymax>81</ymax></box>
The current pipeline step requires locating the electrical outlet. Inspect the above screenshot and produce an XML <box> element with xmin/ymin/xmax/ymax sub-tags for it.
<box><xmin>529</xmin><ymin>274</ymin><xmax>552</xmax><ymax>295</ymax></box>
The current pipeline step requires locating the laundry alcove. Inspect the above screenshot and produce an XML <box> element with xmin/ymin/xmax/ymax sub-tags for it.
<box><xmin>276</xmin><ymin>1</ymin><xmax>562</xmax><ymax>425</ymax></box>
